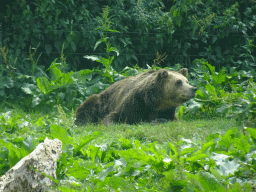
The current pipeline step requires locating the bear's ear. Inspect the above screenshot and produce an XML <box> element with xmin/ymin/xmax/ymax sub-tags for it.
<box><xmin>178</xmin><ymin>68</ymin><xmax>188</xmax><ymax>77</ymax></box>
<box><xmin>159</xmin><ymin>70</ymin><xmax>168</xmax><ymax>78</ymax></box>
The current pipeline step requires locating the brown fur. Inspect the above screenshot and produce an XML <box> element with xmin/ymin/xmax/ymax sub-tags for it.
<box><xmin>75</xmin><ymin>68</ymin><xmax>196</xmax><ymax>125</ymax></box>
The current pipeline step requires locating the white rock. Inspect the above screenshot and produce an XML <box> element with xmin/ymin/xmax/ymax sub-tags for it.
<box><xmin>0</xmin><ymin>137</ymin><xmax>62</xmax><ymax>192</ymax></box>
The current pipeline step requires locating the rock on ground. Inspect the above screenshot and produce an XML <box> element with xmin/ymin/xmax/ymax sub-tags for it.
<box><xmin>0</xmin><ymin>137</ymin><xmax>62</xmax><ymax>192</ymax></box>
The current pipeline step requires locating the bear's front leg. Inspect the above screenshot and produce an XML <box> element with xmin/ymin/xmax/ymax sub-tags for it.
<box><xmin>102</xmin><ymin>112</ymin><xmax>119</xmax><ymax>125</ymax></box>
<box><xmin>157</xmin><ymin>106</ymin><xmax>177</xmax><ymax>121</ymax></box>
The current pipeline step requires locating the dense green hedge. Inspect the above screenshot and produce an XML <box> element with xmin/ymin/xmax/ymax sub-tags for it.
<box><xmin>1</xmin><ymin>0</ymin><xmax>255</xmax><ymax>72</ymax></box>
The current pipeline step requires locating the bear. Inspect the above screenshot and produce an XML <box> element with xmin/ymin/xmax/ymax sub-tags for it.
<box><xmin>74</xmin><ymin>68</ymin><xmax>196</xmax><ymax>125</ymax></box>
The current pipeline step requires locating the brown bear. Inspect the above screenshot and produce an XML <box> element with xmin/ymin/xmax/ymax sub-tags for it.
<box><xmin>75</xmin><ymin>68</ymin><xmax>196</xmax><ymax>125</ymax></box>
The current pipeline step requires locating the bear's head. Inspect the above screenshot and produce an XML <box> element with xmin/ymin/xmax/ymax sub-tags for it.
<box><xmin>158</xmin><ymin>68</ymin><xmax>196</xmax><ymax>109</ymax></box>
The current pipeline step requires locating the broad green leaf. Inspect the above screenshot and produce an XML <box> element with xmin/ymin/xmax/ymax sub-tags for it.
<box><xmin>227</xmin><ymin>183</ymin><xmax>253</xmax><ymax>192</ymax></box>
<box><xmin>245</xmin><ymin>128</ymin><xmax>256</xmax><ymax>139</ymax></box>
<box><xmin>50</xmin><ymin>125</ymin><xmax>72</xmax><ymax>148</ymax></box>
<box><xmin>213</xmin><ymin>70</ymin><xmax>226</xmax><ymax>85</ymax></box>
<box><xmin>119</xmin><ymin>138</ymin><xmax>133</xmax><ymax>149</ymax></box>
<box><xmin>181</xmin><ymin>147</ymin><xmax>197</xmax><ymax>156</ymax></box>
<box><xmin>103</xmin><ymin>177</ymin><xmax>133</xmax><ymax>191</ymax></box>
<box><xmin>168</xmin><ymin>142</ymin><xmax>178</xmax><ymax>157</ymax></box>
<box><xmin>85</xmin><ymin>82</ymin><xmax>109</xmax><ymax>95</ymax></box>
<box><xmin>58</xmin><ymin>186</ymin><xmax>77</xmax><ymax>191</ymax></box>
<box><xmin>73</xmin><ymin>69</ymin><xmax>93</xmax><ymax>81</ymax></box>
<box><xmin>0</xmin><ymin>139</ymin><xmax>28</xmax><ymax>167</ymax></box>
<box><xmin>186</xmin><ymin>153</ymin><xmax>208</xmax><ymax>162</ymax></box>
<box><xmin>49</xmin><ymin>65</ymin><xmax>62</xmax><ymax>81</ymax></box>
<box><xmin>195</xmin><ymin>89</ymin><xmax>205</xmax><ymax>98</ymax></box>
<box><xmin>201</xmin><ymin>141</ymin><xmax>216</xmax><ymax>153</ymax></box>
<box><xmin>218</xmin><ymin>129</ymin><xmax>236</xmax><ymax>149</ymax></box>
<box><xmin>8</xmin><ymin>147</ymin><xmax>23</xmax><ymax>167</ymax></box>
<box><xmin>217</xmin><ymin>160</ymin><xmax>240</xmax><ymax>176</ymax></box>
<box><xmin>85</xmin><ymin>145</ymin><xmax>101</xmax><ymax>162</ymax></box>
<box><xmin>177</xmin><ymin>105</ymin><xmax>185</xmax><ymax>117</ymax></box>
<box><xmin>198</xmin><ymin>172</ymin><xmax>224</xmax><ymax>192</ymax></box>
<box><xmin>205</xmin><ymin>63</ymin><xmax>215</xmax><ymax>75</ymax></box>
<box><xmin>74</xmin><ymin>132</ymin><xmax>101</xmax><ymax>154</ymax></box>
<box><xmin>211</xmin><ymin>153</ymin><xmax>240</xmax><ymax>176</ymax></box>
<box><xmin>67</xmin><ymin>159</ymin><xmax>92</xmax><ymax>179</ymax></box>
<box><xmin>98</xmin><ymin>166</ymin><xmax>115</xmax><ymax>181</ymax></box>
<box><xmin>99</xmin><ymin>57</ymin><xmax>115</xmax><ymax>68</ymax></box>
<box><xmin>35</xmin><ymin>116</ymin><xmax>46</xmax><ymax>126</ymax></box>
<box><xmin>23</xmin><ymin>135</ymin><xmax>36</xmax><ymax>152</ymax></box>
<box><xmin>114</xmin><ymin>157</ymin><xmax>127</xmax><ymax>168</ymax></box>
<box><xmin>234</xmin><ymin>138</ymin><xmax>251</xmax><ymax>154</ymax></box>
<box><xmin>205</xmin><ymin>84</ymin><xmax>216</xmax><ymax>96</ymax></box>
<box><xmin>60</xmin><ymin>71</ymin><xmax>74</xmax><ymax>86</ymax></box>
<box><xmin>36</xmin><ymin>76</ymin><xmax>51</xmax><ymax>93</ymax></box>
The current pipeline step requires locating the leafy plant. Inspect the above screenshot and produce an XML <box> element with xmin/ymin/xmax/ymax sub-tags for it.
<box><xmin>184</xmin><ymin>59</ymin><xmax>256</xmax><ymax>126</ymax></box>
<box><xmin>84</xmin><ymin>6</ymin><xmax>120</xmax><ymax>84</ymax></box>
<box><xmin>54</xmin><ymin>126</ymin><xmax>256</xmax><ymax>191</ymax></box>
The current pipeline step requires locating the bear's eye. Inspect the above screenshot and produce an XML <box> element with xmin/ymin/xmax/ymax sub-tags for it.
<box><xmin>176</xmin><ymin>80</ymin><xmax>182</xmax><ymax>86</ymax></box>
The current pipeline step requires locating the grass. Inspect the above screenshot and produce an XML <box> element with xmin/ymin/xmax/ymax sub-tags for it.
<box><xmin>1</xmin><ymin>107</ymin><xmax>242</xmax><ymax>145</ymax></box>
<box><xmin>75</xmin><ymin>117</ymin><xmax>241</xmax><ymax>144</ymax></box>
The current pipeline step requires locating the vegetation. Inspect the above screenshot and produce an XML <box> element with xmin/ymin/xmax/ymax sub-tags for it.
<box><xmin>1</xmin><ymin>0</ymin><xmax>255</xmax><ymax>71</ymax></box>
<box><xmin>0</xmin><ymin>0</ymin><xmax>256</xmax><ymax>191</ymax></box>
<box><xmin>0</xmin><ymin>109</ymin><xmax>255</xmax><ymax>191</ymax></box>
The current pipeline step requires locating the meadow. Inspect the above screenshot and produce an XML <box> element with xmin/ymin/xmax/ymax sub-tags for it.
<box><xmin>1</xmin><ymin>106</ymin><xmax>255</xmax><ymax>191</ymax></box>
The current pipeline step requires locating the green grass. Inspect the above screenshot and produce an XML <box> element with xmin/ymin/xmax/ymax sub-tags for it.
<box><xmin>1</xmin><ymin>107</ymin><xmax>242</xmax><ymax>145</ymax></box>
<box><xmin>75</xmin><ymin>118</ymin><xmax>241</xmax><ymax>144</ymax></box>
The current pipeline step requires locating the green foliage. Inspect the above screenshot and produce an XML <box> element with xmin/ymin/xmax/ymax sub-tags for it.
<box><xmin>0</xmin><ymin>107</ymin><xmax>255</xmax><ymax>191</ymax></box>
<box><xmin>52</xmin><ymin>125</ymin><xmax>256</xmax><ymax>191</ymax></box>
<box><xmin>2</xmin><ymin>0</ymin><xmax>255</xmax><ymax>73</ymax></box>
<box><xmin>183</xmin><ymin>59</ymin><xmax>256</xmax><ymax>126</ymax></box>
<box><xmin>2</xmin><ymin>112</ymin><xmax>256</xmax><ymax>191</ymax></box>
<box><xmin>84</xmin><ymin>6</ymin><xmax>120</xmax><ymax>83</ymax></box>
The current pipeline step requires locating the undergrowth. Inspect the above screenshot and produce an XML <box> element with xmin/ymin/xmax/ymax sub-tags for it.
<box><xmin>0</xmin><ymin>108</ymin><xmax>255</xmax><ymax>191</ymax></box>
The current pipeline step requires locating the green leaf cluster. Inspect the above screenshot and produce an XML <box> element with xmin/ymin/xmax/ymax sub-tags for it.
<box><xmin>183</xmin><ymin>59</ymin><xmax>256</xmax><ymax>126</ymax></box>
